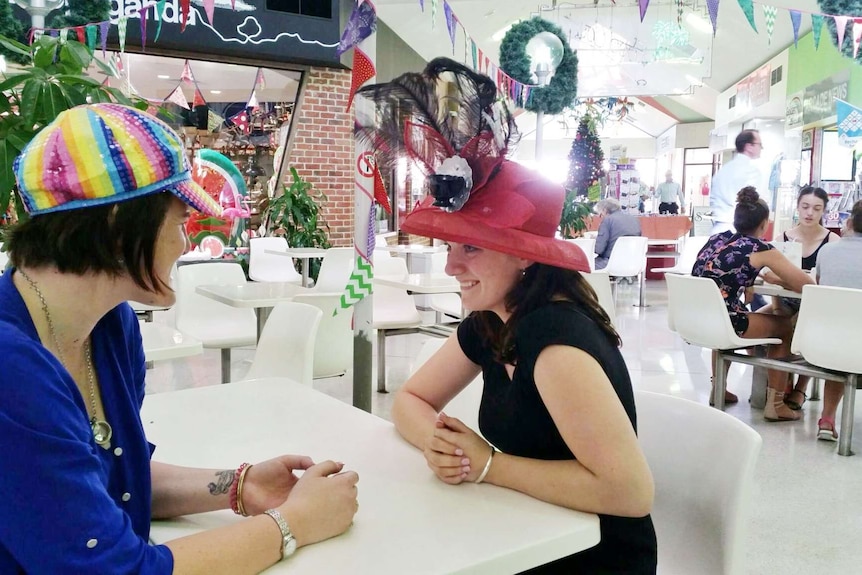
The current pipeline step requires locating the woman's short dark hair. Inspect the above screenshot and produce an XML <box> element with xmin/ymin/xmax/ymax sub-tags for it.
<box><xmin>797</xmin><ymin>186</ymin><xmax>829</xmax><ymax>208</ymax></box>
<box><xmin>851</xmin><ymin>200</ymin><xmax>862</xmax><ymax>234</ymax></box>
<box><xmin>733</xmin><ymin>186</ymin><xmax>770</xmax><ymax>235</ymax></box>
<box><xmin>475</xmin><ymin>263</ymin><xmax>620</xmax><ymax>365</ymax></box>
<box><xmin>6</xmin><ymin>192</ymin><xmax>175</xmax><ymax>293</ymax></box>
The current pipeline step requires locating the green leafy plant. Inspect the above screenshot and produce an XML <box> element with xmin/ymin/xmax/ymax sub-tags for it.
<box><xmin>261</xmin><ymin>166</ymin><xmax>332</xmax><ymax>280</ymax></box>
<box><xmin>559</xmin><ymin>191</ymin><xmax>594</xmax><ymax>239</ymax></box>
<box><xmin>0</xmin><ymin>34</ymin><xmax>144</xmax><ymax>221</ymax></box>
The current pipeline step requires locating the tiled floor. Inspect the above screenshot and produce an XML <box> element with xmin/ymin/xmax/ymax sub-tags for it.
<box><xmin>144</xmin><ymin>279</ymin><xmax>862</xmax><ymax>574</ymax></box>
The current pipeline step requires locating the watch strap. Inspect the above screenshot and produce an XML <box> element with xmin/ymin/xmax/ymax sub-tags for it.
<box><xmin>263</xmin><ymin>508</ymin><xmax>296</xmax><ymax>560</ymax></box>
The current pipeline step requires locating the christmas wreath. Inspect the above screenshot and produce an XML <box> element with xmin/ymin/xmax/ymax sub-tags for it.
<box><xmin>817</xmin><ymin>0</ymin><xmax>862</xmax><ymax>59</ymax></box>
<box><xmin>499</xmin><ymin>18</ymin><xmax>578</xmax><ymax>115</ymax></box>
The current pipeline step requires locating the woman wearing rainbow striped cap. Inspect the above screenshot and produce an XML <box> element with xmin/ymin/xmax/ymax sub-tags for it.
<box><xmin>0</xmin><ymin>104</ymin><xmax>358</xmax><ymax>573</ymax></box>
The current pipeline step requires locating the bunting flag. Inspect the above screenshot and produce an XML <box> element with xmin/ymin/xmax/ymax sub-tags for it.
<box><xmin>836</xmin><ymin>99</ymin><xmax>862</xmax><ymax>146</ymax></box>
<box><xmin>247</xmin><ymin>89</ymin><xmax>259</xmax><ymax>110</ymax></box>
<box><xmin>337</xmin><ymin>0</ymin><xmax>377</xmax><ymax>57</ymax></box>
<box><xmin>763</xmin><ymin>5</ymin><xmax>777</xmax><ymax>44</ymax></box>
<box><xmin>706</xmin><ymin>0</ymin><xmax>719</xmax><ymax>36</ymax></box>
<box><xmin>229</xmin><ymin>109</ymin><xmax>250</xmax><ymax>133</ymax></box>
<box><xmin>854</xmin><ymin>19</ymin><xmax>862</xmax><ymax>58</ymax></box>
<box><xmin>738</xmin><ymin>0</ymin><xmax>757</xmax><ymax>32</ymax></box>
<box><xmin>638</xmin><ymin>0</ymin><xmax>650</xmax><ymax>22</ymax></box>
<box><xmin>118</xmin><ymin>17</ymin><xmax>128</xmax><ymax>52</ymax></box>
<box><xmin>203</xmin><ymin>0</ymin><xmax>215</xmax><ymax>24</ymax></box>
<box><xmin>470</xmin><ymin>40</ymin><xmax>477</xmax><ymax>69</ymax></box>
<box><xmin>789</xmin><ymin>11</ymin><xmax>802</xmax><ymax>47</ymax></box>
<box><xmin>166</xmin><ymin>86</ymin><xmax>190</xmax><ymax>110</ymax></box>
<box><xmin>180</xmin><ymin>0</ymin><xmax>191</xmax><ymax>32</ymax></box>
<box><xmin>207</xmin><ymin>109</ymin><xmax>225</xmax><ymax>132</ymax></box>
<box><xmin>181</xmin><ymin>60</ymin><xmax>195</xmax><ymax>84</ymax></box>
<box><xmin>85</xmin><ymin>25</ymin><xmax>97</xmax><ymax>53</ymax></box>
<box><xmin>443</xmin><ymin>1</ymin><xmax>457</xmax><ymax>51</ymax></box>
<box><xmin>75</xmin><ymin>26</ymin><xmax>85</xmax><ymax>44</ymax></box>
<box><xmin>192</xmin><ymin>87</ymin><xmax>207</xmax><ymax>108</ymax></box>
<box><xmin>155</xmin><ymin>0</ymin><xmax>167</xmax><ymax>42</ymax></box>
<box><xmin>337</xmin><ymin>255</ymin><xmax>373</xmax><ymax>313</ymax></box>
<box><xmin>675</xmin><ymin>0</ymin><xmax>684</xmax><ymax>24</ymax></box>
<box><xmin>346</xmin><ymin>48</ymin><xmax>376</xmax><ymax>111</ymax></box>
<box><xmin>373</xmin><ymin>164</ymin><xmax>392</xmax><ymax>214</ymax></box>
<box><xmin>812</xmin><ymin>14</ymin><xmax>824</xmax><ymax>49</ymax></box>
<box><xmin>431</xmin><ymin>0</ymin><xmax>438</xmax><ymax>30</ymax></box>
<box><xmin>99</xmin><ymin>21</ymin><xmax>109</xmax><ymax>56</ymax></box>
<box><xmin>255</xmin><ymin>68</ymin><xmax>266</xmax><ymax>90</ymax></box>
<box><xmin>140</xmin><ymin>7</ymin><xmax>148</xmax><ymax>51</ymax></box>
<box><xmin>365</xmin><ymin>207</ymin><xmax>375</xmax><ymax>265</ymax></box>
<box><xmin>419</xmin><ymin>0</ymin><xmax>424</xmax><ymax>12</ymax></box>
<box><xmin>836</xmin><ymin>16</ymin><xmax>849</xmax><ymax>51</ymax></box>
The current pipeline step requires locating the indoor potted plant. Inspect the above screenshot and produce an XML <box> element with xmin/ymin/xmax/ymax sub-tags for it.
<box><xmin>559</xmin><ymin>190</ymin><xmax>595</xmax><ymax>239</ymax></box>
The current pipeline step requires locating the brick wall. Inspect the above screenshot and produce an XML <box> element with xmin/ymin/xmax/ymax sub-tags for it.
<box><xmin>287</xmin><ymin>66</ymin><xmax>354</xmax><ymax>246</ymax></box>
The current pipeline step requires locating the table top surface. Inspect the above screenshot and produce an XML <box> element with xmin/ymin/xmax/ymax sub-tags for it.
<box><xmin>265</xmin><ymin>248</ymin><xmax>329</xmax><ymax>258</ymax></box>
<box><xmin>139</xmin><ymin>322</ymin><xmax>202</xmax><ymax>362</ymax></box>
<box><xmin>753</xmin><ymin>283</ymin><xmax>803</xmax><ymax>299</ymax></box>
<box><xmin>144</xmin><ymin>378</ymin><xmax>599</xmax><ymax>574</ymax></box>
<box><xmin>375</xmin><ymin>273</ymin><xmax>461</xmax><ymax>294</ymax></box>
<box><xmin>379</xmin><ymin>244</ymin><xmax>447</xmax><ymax>255</ymax></box>
<box><xmin>196</xmin><ymin>282</ymin><xmax>311</xmax><ymax>307</ymax></box>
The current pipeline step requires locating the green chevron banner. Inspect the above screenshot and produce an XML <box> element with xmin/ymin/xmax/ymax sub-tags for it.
<box><xmin>763</xmin><ymin>5</ymin><xmax>777</xmax><ymax>44</ymax></box>
<box><xmin>338</xmin><ymin>256</ymin><xmax>373</xmax><ymax>313</ymax></box>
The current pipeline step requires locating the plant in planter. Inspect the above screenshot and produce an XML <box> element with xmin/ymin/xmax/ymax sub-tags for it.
<box><xmin>0</xmin><ymin>34</ymin><xmax>143</xmax><ymax>221</ymax></box>
<box><xmin>559</xmin><ymin>190</ymin><xmax>594</xmax><ymax>239</ymax></box>
<box><xmin>260</xmin><ymin>166</ymin><xmax>332</xmax><ymax>280</ymax></box>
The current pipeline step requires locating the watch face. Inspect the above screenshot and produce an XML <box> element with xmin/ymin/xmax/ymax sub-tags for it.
<box><xmin>284</xmin><ymin>536</ymin><xmax>298</xmax><ymax>557</ymax></box>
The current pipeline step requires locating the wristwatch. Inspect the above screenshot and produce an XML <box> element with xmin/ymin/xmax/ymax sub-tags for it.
<box><xmin>263</xmin><ymin>508</ymin><xmax>297</xmax><ymax>560</ymax></box>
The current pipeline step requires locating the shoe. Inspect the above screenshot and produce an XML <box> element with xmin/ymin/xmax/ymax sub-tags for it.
<box><xmin>709</xmin><ymin>391</ymin><xmax>739</xmax><ymax>407</ymax></box>
<box><xmin>784</xmin><ymin>389</ymin><xmax>807</xmax><ymax>411</ymax></box>
<box><xmin>764</xmin><ymin>388</ymin><xmax>802</xmax><ymax>421</ymax></box>
<box><xmin>817</xmin><ymin>418</ymin><xmax>838</xmax><ymax>442</ymax></box>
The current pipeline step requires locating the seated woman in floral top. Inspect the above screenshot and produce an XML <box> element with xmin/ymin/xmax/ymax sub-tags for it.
<box><xmin>692</xmin><ymin>187</ymin><xmax>813</xmax><ymax>421</ymax></box>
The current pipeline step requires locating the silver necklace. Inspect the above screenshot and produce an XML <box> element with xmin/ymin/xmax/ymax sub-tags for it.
<box><xmin>17</xmin><ymin>269</ymin><xmax>112</xmax><ymax>446</ymax></box>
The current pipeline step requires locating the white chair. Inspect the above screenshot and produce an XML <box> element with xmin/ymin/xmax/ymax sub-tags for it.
<box><xmin>791</xmin><ymin>285</ymin><xmax>862</xmax><ymax>456</ymax></box>
<box><xmin>245</xmin><ymin>302</ymin><xmax>322</xmax><ymax>386</ymax></box>
<box><xmin>650</xmin><ymin>235</ymin><xmax>710</xmax><ymax>275</ymax></box>
<box><xmin>635</xmin><ymin>390</ymin><xmax>762</xmax><ymax>575</ymax></box>
<box><xmin>373</xmin><ymin>256</ymin><xmax>422</xmax><ymax>392</ymax></box>
<box><xmin>603</xmin><ymin>236</ymin><xmax>649</xmax><ymax>303</ymax></box>
<box><xmin>248</xmin><ymin>237</ymin><xmax>303</xmax><ymax>284</ymax></box>
<box><xmin>0</xmin><ymin>249</ymin><xmax>8</xmax><ymax>275</ymax></box>
<box><xmin>428</xmin><ymin>251</ymin><xmax>463</xmax><ymax>323</ymax></box>
<box><xmin>312</xmin><ymin>247</ymin><xmax>355</xmax><ymax>292</ymax></box>
<box><xmin>567</xmin><ymin>238</ymin><xmax>596</xmax><ymax>271</ymax></box>
<box><xmin>175</xmin><ymin>262</ymin><xmax>257</xmax><ymax>383</ymax></box>
<box><xmin>665</xmin><ymin>274</ymin><xmax>781</xmax><ymax>407</ymax></box>
<box><xmin>292</xmin><ymin>292</ymin><xmax>353</xmax><ymax>379</ymax></box>
<box><xmin>582</xmin><ymin>270</ymin><xmax>616</xmax><ymax>327</ymax></box>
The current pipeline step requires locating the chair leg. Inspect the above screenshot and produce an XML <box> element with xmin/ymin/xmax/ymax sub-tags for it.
<box><xmin>810</xmin><ymin>378</ymin><xmax>821</xmax><ymax>401</ymax></box>
<box><xmin>221</xmin><ymin>348</ymin><xmax>231</xmax><ymax>384</ymax></box>
<box><xmin>712</xmin><ymin>352</ymin><xmax>729</xmax><ymax>410</ymax></box>
<box><xmin>838</xmin><ymin>374</ymin><xmax>857</xmax><ymax>457</ymax></box>
<box><xmin>637</xmin><ymin>272</ymin><xmax>647</xmax><ymax>308</ymax></box>
<box><xmin>377</xmin><ymin>329</ymin><xmax>387</xmax><ymax>393</ymax></box>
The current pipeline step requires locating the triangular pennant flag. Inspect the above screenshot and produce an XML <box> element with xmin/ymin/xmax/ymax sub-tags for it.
<box><xmin>99</xmin><ymin>21</ymin><xmax>109</xmax><ymax>57</ymax></box>
<box><xmin>470</xmin><ymin>39</ymin><xmax>477</xmax><ymax>70</ymax></box>
<box><xmin>737</xmin><ymin>0</ymin><xmax>756</xmax><ymax>32</ymax></box>
<box><xmin>85</xmin><ymin>25</ymin><xmax>97</xmax><ymax>53</ymax></box>
<box><xmin>181</xmin><ymin>60</ymin><xmax>195</xmax><ymax>84</ymax></box>
<box><xmin>346</xmin><ymin>48</ymin><xmax>376</xmax><ymax>111</ymax></box>
<box><xmin>207</xmin><ymin>109</ymin><xmax>225</xmax><ymax>132</ymax></box>
<box><xmin>231</xmin><ymin>0</ymin><xmax>235</xmax><ymax>9</ymax></box>
<box><xmin>337</xmin><ymin>0</ymin><xmax>377</xmax><ymax>57</ymax></box>
<box><xmin>854</xmin><ymin>19</ymin><xmax>862</xmax><ymax>58</ymax></box>
<box><xmin>763</xmin><ymin>6</ymin><xmax>777</xmax><ymax>45</ymax></box>
<box><xmin>59</xmin><ymin>29</ymin><xmax>68</xmax><ymax>43</ymax></box>
<box><xmin>789</xmin><ymin>11</ymin><xmax>801</xmax><ymax>47</ymax></box>
<box><xmin>180</xmin><ymin>0</ymin><xmax>191</xmax><ymax>32</ymax></box>
<box><xmin>229</xmin><ymin>110</ymin><xmax>250</xmax><ymax>133</ymax></box>
<box><xmin>365</xmin><ymin>206</ymin><xmax>375</xmax><ymax>261</ymax></box>
<box><xmin>203</xmin><ymin>0</ymin><xmax>215</xmax><ymax>24</ymax></box>
<box><xmin>166</xmin><ymin>86</ymin><xmax>190</xmax><ymax>110</ymax></box>
<box><xmin>638</xmin><ymin>0</ymin><xmax>650</xmax><ymax>22</ymax></box>
<box><xmin>836</xmin><ymin>99</ymin><xmax>862</xmax><ymax>145</ymax></box>
<box><xmin>373</xmin><ymin>164</ymin><xmax>392</xmax><ymax>214</ymax></box>
<box><xmin>835</xmin><ymin>16</ymin><xmax>850</xmax><ymax>52</ymax></box>
<box><xmin>155</xmin><ymin>0</ymin><xmax>167</xmax><ymax>43</ymax></box>
<box><xmin>140</xmin><ymin>7</ymin><xmax>148</xmax><ymax>51</ymax></box>
<box><xmin>477</xmin><ymin>48</ymin><xmax>484</xmax><ymax>72</ymax></box>
<box><xmin>193</xmin><ymin>87</ymin><xmax>207</xmax><ymax>108</ymax></box>
<box><xmin>443</xmin><ymin>1</ymin><xmax>457</xmax><ymax>51</ymax></box>
<box><xmin>75</xmin><ymin>26</ymin><xmax>85</xmax><ymax>44</ymax></box>
<box><xmin>255</xmin><ymin>68</ymin><xmax>266</xmax><ymax>90</ymax></box>
<box><xmin>419</xmin><ymin>0</ymin><xmax>424</xmax><ymax>12</ymax></box>
<box><xmin>431</xmin><ymin>0</ymin><xmax>438</xmax><ymax>30</ymax></box>
<box><xmin>118</xmin><ymin>17</ymin><xmax>128</xmax><ymax>53</ymax></box>
<box><xmin>247</xmin><ymin>89</ymin><xmax>259</xmax><ymax>109</ymax></box>
<box><xmin>812</xmin><ymin>15</ymin><xmax>824</xmax><ymax>50</ymax></box>
<box><xmin>338</xmin><ymin>256</ymin><xmax>373</xmax><ymax>313</ymax></box>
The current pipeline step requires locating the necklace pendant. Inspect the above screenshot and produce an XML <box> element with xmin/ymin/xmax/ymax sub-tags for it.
<box><xmin>91</xmin><ymin>419</ymin><xmax>113</xmax><ymax>446</ymax></box>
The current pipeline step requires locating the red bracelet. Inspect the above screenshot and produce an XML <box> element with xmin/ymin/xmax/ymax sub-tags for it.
<box><xmin>229</xmin><ymin>463</ymin><xmax>251</xmax><ymax>515</ymax></box>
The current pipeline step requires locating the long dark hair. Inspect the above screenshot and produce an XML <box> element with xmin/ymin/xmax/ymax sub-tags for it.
<box><xmin>733</xmin><ymin>186</ymin><xmax>769</xmax><ymax>235</ymax></box>
<box><xmin>475</xmin><ymin>263</ymin><xmax>620</xmax><ymax>365</ymax></box>
<box><xmin>797</xmin><ymin>185</ymin><xmax>829</xmax><ymax>208</ymax></box>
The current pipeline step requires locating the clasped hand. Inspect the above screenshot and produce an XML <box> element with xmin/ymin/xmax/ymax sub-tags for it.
<box><xmin>423</xmin><ymin>413</ymin><xmax>490</xmax><ymax>485</ymax></box>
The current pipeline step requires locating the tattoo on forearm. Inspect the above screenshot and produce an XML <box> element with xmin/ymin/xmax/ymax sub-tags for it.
<box><xmin>208</xmin><ymin>469</ymin><xmax>234</xmax><ymax>496</ymax></box>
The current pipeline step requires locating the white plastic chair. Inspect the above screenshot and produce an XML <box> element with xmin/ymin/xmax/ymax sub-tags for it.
<box><xmin>312</xmin><ymin>247</ymin><xmax>355</xmax><ymax>292</ymax></box>
<box><xmin>248</xmin><ymin>237</ymin><xmax>303</xmax><ymax>284</ymax></box>
<box><xmin>292</xmin><ymin>293</ymin><xmax>353</xmax><ymax>379</ymax></box>
<box><xmin>582</xmin><ymin>270</ymin><xmax>616</xmax><ymax>327</ymax></box>
<box><xmin>650</xmin><ymin>235</ymin><xmax>710</xmax><ymax>275</ymax></box>
<box><xmin>175</xmin><ymin>262</ymin><xmax>257</xmax><ymax>383</ymax></box>
<box><xmin>567</xmin><ymin>238</ymin><xmax>596</xmax><ymax>271</ymax></box>
<box><xmin>791</xmin><ymin>285</ymin><xmax>862</xmax><ymax>455</ymax></box>
<box><xmin>665</xmin><ymin>274</ymin><xmax>781</xmax><ymax>407</ymax></box>
<box><xmin>428</xmin><ymin>251</ymin><xmax>463</xmax><ymax>322</ymax></box>
<box><xmin>603</xmin><ymin>236</ymin><xmax>649</xmax><ymax>303</ymax></box>
<box><xmin>245</xmin><ymin>302</ymin><xmax>322</xmax><ymax>386</ymax></box>
<box><xmin>635</xmin><ymin>390</ymin><xmax>762</xmax><ymax>575</ymax></box>
<box><xmin>373</xmin><ymin>256</ymin><xmax>422</xmax><ymax>392</ymax></box>
<box><xmin>0</xmin><ymin>244</ymin><xmax>8</xmax><ymax>275</ymax></box>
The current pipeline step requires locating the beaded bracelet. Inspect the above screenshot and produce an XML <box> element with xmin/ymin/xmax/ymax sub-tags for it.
<box><xmin>229</xmin><ymin>463</ymin><xmax>251</xmax><ymax>515</ymax></box>
<box><xmin>474</xmin><ymin>448</ymin><xmax>495</xmax><ymax>484</ymax></box>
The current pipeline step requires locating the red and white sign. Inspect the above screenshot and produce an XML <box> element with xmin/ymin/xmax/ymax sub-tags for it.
<box><xmin>357</xmin><ymin>151</ymin><xmax>375</xmax><ymax>177</ymax></box>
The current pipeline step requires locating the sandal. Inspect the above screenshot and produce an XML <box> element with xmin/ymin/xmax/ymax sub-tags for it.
<box><xmin>785</xmin><ymin>389</ymin><xmax>807</xmax><ymax>411</ymax></box>
<box><xmin>817</xmin><ymin>418</ymin><xmax>838</xmax><ymax>442</ymax></box>
<box><xmin>709</xmin><ymin>390</ymin><xmax>739</xmax><ymax>407</ymax></box>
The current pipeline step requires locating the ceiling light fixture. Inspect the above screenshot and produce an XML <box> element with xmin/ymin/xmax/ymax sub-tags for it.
<box><xmin>685</xmin><ymin>12</ymin><xmax>713</xmax><ymax>35</ymax></box>
<box><xmin>210</xmin><ymin>90</ymin><xmax>222</xmax><ymax>94</ymax></box>
<box><xmin>157</xmin><ymin>74</ymin><xmax>170</xmax><ymax>79</ymax></box>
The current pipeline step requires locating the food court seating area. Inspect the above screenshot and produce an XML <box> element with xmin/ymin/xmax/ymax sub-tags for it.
<box><xmin>141</xmin><ymin>275</ymin><xmax>862</xmax><ymax>574</ymax></box>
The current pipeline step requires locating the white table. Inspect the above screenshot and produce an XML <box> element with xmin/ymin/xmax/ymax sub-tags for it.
<box><xmin>376</xmin><ymin>273</ymin><xmax>462</xmax><ymax>337</ymax></box>
<box><xmin>753</xmin><ymin>283</ymin><xmax>802</xmax><ymax>299</ymax></box>
<box><xmin>144</xmin><ymin>378</ymin><xmax>600</xmax><ymax>574</ymax></box>
<box><xmin>379</xmin><ymin>244</ymin><xmax>447</xmax><ymax>272</ymax></box>
<box><xmin>196</xmin><ymin>282</ymin><xmax>313</xmax><ymax>339</ymax></box>
<box><xmin>265</xmin><ymin>248</ymin><xmax>328</xmax><ymax>287</ymax></box>
<box><xmin>140</xmin><ymin>322</ymin><xmax>203</xmax><ymax>362</ymax></box>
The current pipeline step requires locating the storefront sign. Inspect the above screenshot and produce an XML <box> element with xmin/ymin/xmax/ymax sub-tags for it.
<box><xmin>802</xmin><ymin>70</ymin><xmax>850</xmax><ymax>125</ymax></box>
<box><xmin>785</xmin><ymin>90</ymin><xmax>804</xmax><ymax>130</ymax></box>
<box><xmin>735</xmin><ymin>64</ymin><xmax>771</xmax><ymax>111</ymax></box>
<box><xmin>655</xmin><ymin>126</ymin><xmax>676</xmax><ymax>155</ymax></box>
<box><xmin>801</xmin><ymin>129</ymin><xmax>814</xmax><ymax>149</ymax></box>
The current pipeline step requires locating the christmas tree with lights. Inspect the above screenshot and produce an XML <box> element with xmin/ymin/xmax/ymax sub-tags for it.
<box><xmin>566</xmin><ymin>117</ymin><xmax>605</xmax><ymax>197</ymax></box>
<box><xmin>0</xmin><ymin>2</ymin><xmax>27</xmax><ymax>65</ymax></box>
<box><xmin>49</xmin><ymin>0</ymin><xmax>110</xmax><ymax>28</ymax></box>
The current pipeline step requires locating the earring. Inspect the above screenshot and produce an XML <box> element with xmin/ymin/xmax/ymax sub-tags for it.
<box><xmin>521</xmin><ymin>268</ymin><xmax>526</xmax><ymax>278</ymax></box>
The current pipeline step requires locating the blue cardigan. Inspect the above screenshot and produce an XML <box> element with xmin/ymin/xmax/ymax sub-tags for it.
<box><xmin>0</xmin><ymin>270</ymin><xmax>173</xmax><ymax>573</ymax></box>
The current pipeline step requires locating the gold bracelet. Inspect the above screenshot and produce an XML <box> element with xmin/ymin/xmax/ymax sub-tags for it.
<box><xmin>236</xmin><ymin>463</ymin><xmax>253</xmax><ymax>516</ymax></box>
<box><xmin>474</xmin><ymin>447</ymin><xmax>495</xmax><ymax>484</ymax></box>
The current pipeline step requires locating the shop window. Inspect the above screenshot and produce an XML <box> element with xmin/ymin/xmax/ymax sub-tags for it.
<box><xmin>266</xmin><ymin>0</ymin><xmax>332</xmax><ymax>19</ymax></box>
<box><xmin>820</xmin><ymin>131</ymin><xmax>856</xmax><ymax>181</ymax></box>
<box><xmin>770</xmin><ymin>66</ymin><xmax>782</xmax><ymax>85</ymax></box>
<box><xmin>728</xmin><ymin>95</ymin><xmax>735</xmax><ymax>109</ymax></box>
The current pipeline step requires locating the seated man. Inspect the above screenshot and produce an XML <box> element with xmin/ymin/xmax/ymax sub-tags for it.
<box><xmin>594</xmin><ymin>198</ymin><xmax>642</xmax><ymax>269</ymax></box>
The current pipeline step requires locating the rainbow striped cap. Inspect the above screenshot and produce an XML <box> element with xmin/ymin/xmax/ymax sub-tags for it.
<box><xmin>14</xmin><ymin>104</ymin><xmax>222</xmax><ymax>217</ymax></box>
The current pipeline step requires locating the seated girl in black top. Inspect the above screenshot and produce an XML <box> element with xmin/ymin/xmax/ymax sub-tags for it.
<box><xmin>357</xmin><ymin>59</ymin><xmax>657</xmax><ymax>574</ymax></box>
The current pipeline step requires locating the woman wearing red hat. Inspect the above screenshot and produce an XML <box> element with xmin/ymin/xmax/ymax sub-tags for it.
<box><xmin>359</xmin><ymin>59</ymin><xmax>656</xmax><ymax>573</ymax></box>
<box><xmin>0</xmin><ymin>104</ymin><xmax>357</xmax><ymax>573</ymax></box>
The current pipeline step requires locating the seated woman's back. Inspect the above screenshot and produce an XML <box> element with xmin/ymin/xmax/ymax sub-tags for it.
<box><xmin>692</xmin><ymin>230</ymin><xmax>772</xmax><ymax>314</ymax></box>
